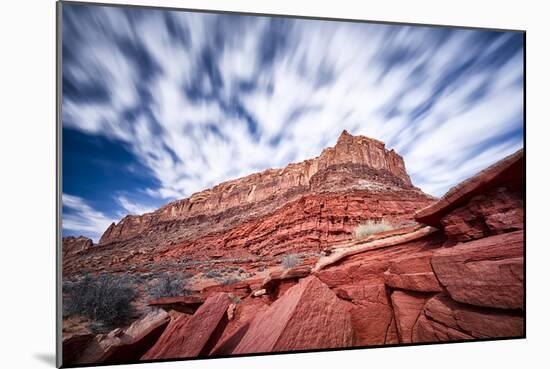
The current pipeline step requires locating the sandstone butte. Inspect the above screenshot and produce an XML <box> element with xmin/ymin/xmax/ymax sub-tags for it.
<box><xmin>63</xmin><ymin>130</ymin><xmax>435</xmax><ymax>278</ymax></box>
<box><xmin>62</xmin><ymin>131</ymin><xmax>525</xmax><ymax>366</ymax></box>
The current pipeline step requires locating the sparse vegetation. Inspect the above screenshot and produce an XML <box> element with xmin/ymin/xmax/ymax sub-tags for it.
<box><xmin>63</xmin><ymin>274</ymin><xmax>137</xmax><ymax>327</ymax></box>
<box><xmin>222</xmin><ymin>277</ymin><xmax>241</xmax><ymax>286</ymax></box>
<box><xmin>281</xmin><ymin>253</ymin><xmax>302</xmax><ymax>269</ymax></box>
<box><xmin>205</xmin><ymin>271</ymin><xmax>223</xmax><ymax>279</ymax></box>
<box><xmin>230</xmin><ymin>295</ymin><xmax>242</xmax><ymax>304</ymax></box>
<box><xmin>148</xmin><ymin>273</ymin><xmax>191</xmax><ymax>298</ymax></box>
<box><xmin>354</xmin><ymin>219</ymin><xmax>394</xmax><ymax>240</ymax></box>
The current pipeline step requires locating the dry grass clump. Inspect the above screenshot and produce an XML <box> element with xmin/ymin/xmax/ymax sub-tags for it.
<box><xmin>354</xmin><ymin>219</ymin><xmax>394</xmax><ymax>240</ymax></box>
<box><xmin>148</xmin><ymin>272</ymin><xmax>192</xmax><ymax>298</ymax></box>
<box><xmin>281</xmin><ymin>253</ymin><xmax>302</xmax><ymax>269</ymax></box>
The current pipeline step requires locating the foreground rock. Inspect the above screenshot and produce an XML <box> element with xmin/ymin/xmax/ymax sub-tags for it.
<box><xmin>67</xmin><ymin>310</ymin><xmax>170</xmax><ymax>365</ymax></box>
<box><xmin>232</xmin><ymin>276</ymin><xmax>353</xmax><ymax>354</ymax></box>
<box><xmin>415</xmin><ymin>149</ymin><xmax>524</xmax><ymax>237</ymax></box>
<box><xmin>314</xmin><ymin>149</ymin><xmax>524</xmax><ymax>346</ymax></box>
<box><xmin>413</xmin><ymin>294</ymin><xmax>524</xmax><ymax>341</ymax></box>
<box><xmin>431</xmin><ymin>231</ymin><xmax>524</xmax><ymax>309</ymax></box>
<box><xmin>142</xmin><ymin>293</ymin><xmax>231</xmax><ymax>360</ymax></box>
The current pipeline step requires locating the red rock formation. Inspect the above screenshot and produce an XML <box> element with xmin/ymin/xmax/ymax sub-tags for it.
<box><xmin>384</xmin><ymin>253</ymin><xmax>442</xmax><ymax>293</ymax></box>
<box><xmin>142</xmin><ymin>292</ymin><xmax>231</xmax><ymax>360</ymax></box>
<box><xmin>430</xmin><ymin>231</ymin><xmax>524</xmax><ymax>310</ymax></box>
<box><xmin>140</xmin><ymin>312</ymin><xmax>191</xmax><ymax>361</ymax></box>
<box><xmin>210</xmin><ymin>297</ymin><xmax>270</xmax><ymax>356</ymax></box>
<box><xmin>62</xmin><ymin>332</ymin><xmax>94</xmax><ymax>366</ymax></box>
<box><xmin>98</xmin><ymin>130</ymin><xmax>423</xmax><ymax>246</ymax></box>
<box><xmin>311</xmin><ymin>149</ymin><xmax>524</xmax><ymax>346</ymax></box>
<box><xmin>67</xmin><ymin>310</ymin><xmax>170</xmax><ymax>365</ymax></box>
<box><xmin>232</xmin><ymin>276</ymin><xmax>353</xmax><ymax>354</ymax></box>
<box><xmin>413</xmin><ymin>294</ymin><xmax>523</xmax><ymax>341</ymax></box>
<box><xmin>62</xmin><ymin>236</ymin><xmax>93</xmax><ymax>258</ymax></box>
<box><xmin>315</xmin><ymin>233</ymin><xmax>445</xmax><ymax>346</ymax></box>
<box><xmin>64</xmin><ymin>131</ymin><xmax>434</xmax><ymax>278</ymax></box>
<box><xmin>162</xmin><ymin>190</ymin><xmax>431</xmax><ymax>260</ymax></box>
<box><xmin>148</xmin><ymin>295</ymin><xmax>205</xmax><ymax>314</ymax></box>
<box><xmin>415</xmin><ymin>149</ymin><xmax>524</xmax><ymax>230</ymax></box>
<box><xmin>62</xmin><ymin>131</ymin><xmax>524</xmax><ymax>363</ymax></box>
<box><xmin>391</xmin><ymin>290</ymin><xmax>434</xmax><ymax>343</ymax></box>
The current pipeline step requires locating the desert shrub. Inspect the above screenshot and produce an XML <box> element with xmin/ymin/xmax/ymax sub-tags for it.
<box><xmin>148</xmin><ymin>273</ymin><xmax>191</xmax><ymax>298</ymax></box>
<box><xmin>354</xmin><ymin>219</ymin><xmax>394</xmax><ymax>240</ymax></box>
<box><xmin>222</xmin><ymin>277</ymin><xmax>241</xmax><ymax>286</ymax></box>
<box><xmin>63</xmin><ymin>274</ymin><xmax>137</xmax><ymax>327</ymax></box>
<box><xmin>205</xmin><ymin>271</ymin><xmax>223</xmax><ymax>279</ymax></box>
<box><xmin>281</xmin><ymin>253</ymin><xmax>302</xmax><ymax>269</ymax></box>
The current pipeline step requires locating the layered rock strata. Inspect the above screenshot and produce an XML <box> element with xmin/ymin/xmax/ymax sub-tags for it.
<box><xmin>99</xmin><ymin>130</ymin><xmax>415</xmax><ymax>246</ymax></box>
<box><xmin>63</xmin><ymin>131</ymin><xmax>434</xmax><ymax>277</ymax></box>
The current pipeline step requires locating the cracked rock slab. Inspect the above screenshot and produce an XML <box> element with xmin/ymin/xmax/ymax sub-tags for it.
<box><xmin>431</xmin><ymin>231</ymin><xmax>524</xmax><ymax>310</ymax></box>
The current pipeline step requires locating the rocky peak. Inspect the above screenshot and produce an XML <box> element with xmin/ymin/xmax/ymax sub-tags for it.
<box><xmin>320</xmin><ymin>130</ymin><xmax>411</xmax><ymax>186</ymax></box>
<box><xmin>336</xmin><ymin>129</ymin><xmax>353</xmax><ymax>145</ymax></box>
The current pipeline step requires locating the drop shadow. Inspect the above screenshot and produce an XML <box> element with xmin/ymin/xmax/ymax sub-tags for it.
<box><xmin>34</xmin><ymin>353</ymin><xmax>56</xmax><ymax>367</ymax></box>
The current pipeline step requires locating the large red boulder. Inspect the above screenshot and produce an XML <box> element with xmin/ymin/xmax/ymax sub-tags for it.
<box><xmin>415</xmin><ymin>149</ymin><xmax>524</xmax><ymax>228</ymax></box>
<box><xmin>431</xmin><ymin>231</ymin><xmax>524</xmax><ymax>310</ymax></box>
<box><xmin>71</xmin><ymin>310</ymin><xmax>170</xmax><ymax>365</ymax></box>
<box><xmin>210</xmin><ymin>297</ymin><xmax>270</xmax><ymax>356</ymax></box>
<box><xmin>314</xmin><ymin>233</ymin><xmax>444</xmax><ymax>346</ymax></box>
<box><xmin>232</xmin><ymin>276</ymin><xmax>353</xmax><ymax>354</ymax></box>
<box><xmin>413</xmin><ymin>294</ymin><xmax>523</xmax><ymax>342</ymax></box>
<box><xmin>391</xmin><ymin>290</ymin><xmax>434</xmax><ymax>343</ymax></box>
<box><xmin>62</xmin><ymin>332</ymin><xmax>94</xmax><ymax>366</ymax></box>
<box><xmin>439</xmin><ymin>187</ymin><xmax>524</xmax><ymax>241</ymax></box>
<box><xmin>141</xmin><ymin>312</ymin><xmax>191</xmax><ymax>360</ymax></box>
<box><xmin>343</xmin><ymin>284</ymin><xmax>398</xmax><ymax>346</ymax></box>
<box><xmin>384</xmin><ymin>253</ymin><xmax>441</xmax><ymax>292</ymax></box>
<box><xmin>142</xmin><ymin>292</ymin><xmax>231</xmax><ymax>360</ymax></box>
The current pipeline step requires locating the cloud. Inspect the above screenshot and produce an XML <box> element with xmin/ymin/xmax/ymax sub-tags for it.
<box><xmin>117</xmin><ymin>195</ymin><xmax>156</xmax><ymax>216</ymax></box>
<box><xmin>62</xmin><ymin>193</ymin><xmax>116</xmax><ymax>242</ymax></box>
<box><xmin>62</xmin><ymin>4</ymin><xmax>524</xmax><ymax>210</ymax></box>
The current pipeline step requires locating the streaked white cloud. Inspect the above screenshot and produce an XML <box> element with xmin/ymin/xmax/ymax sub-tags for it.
<box><xmin>117</xmin><ymin>195</ymin><xmax>156</xmax><ymax>216</ymax></box>
<box><xmin>62</xmin><ymin>4</ymin><xmax>524</xmax><ymax>227</ymax></box>
<box><xmin>62</xmin><ymin>193</ymin><xmax>116</xmax><ymax>242</ymax></box>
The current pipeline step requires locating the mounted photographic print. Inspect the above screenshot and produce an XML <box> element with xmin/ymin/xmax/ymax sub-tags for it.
<box><xmin>57</xmin><ymin>1</ymin><xmax>526</xmax><ymax>367</ymax></box>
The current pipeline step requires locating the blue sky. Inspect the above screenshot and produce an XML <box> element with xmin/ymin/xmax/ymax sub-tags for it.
<box><xmin>61</xmin><ymin>3</ymin><xmax>524</xmax><ymax>241</ymax></box>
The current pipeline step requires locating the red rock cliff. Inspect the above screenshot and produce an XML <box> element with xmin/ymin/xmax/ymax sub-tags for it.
<box><xmin>99</xmin><ymin>130</ymin><xmax>417</xmax><ymax>246</ymax></box>
<box><xmin>64</xmin><ymin>131</ymin><xmax>434</xmax><ymax>278</ymax></box>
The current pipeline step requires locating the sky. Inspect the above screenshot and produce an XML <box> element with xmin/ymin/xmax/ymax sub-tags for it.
<box><xmin>61</xmin><ymin>3</ymin><xmax>524</xmax><ymax>241</ymax></box>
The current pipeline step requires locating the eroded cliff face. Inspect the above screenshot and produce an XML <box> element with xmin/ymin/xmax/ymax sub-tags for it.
<box><xmin>63</xmin><ymin>131</ymin><xmax>434</xmax><ymax>278</ymax></box>
<box><xmin>63</xmin><ymin>236</ymin><xmax>93</xmax><ymax>258</ymax></box>
<box><xmin>98</xmin><ymin>130</ymin><xmax>417</xmax><ymax>246</ymax></box>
